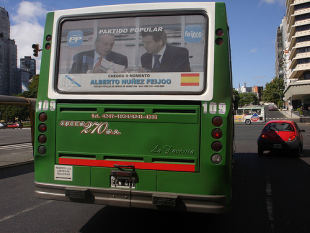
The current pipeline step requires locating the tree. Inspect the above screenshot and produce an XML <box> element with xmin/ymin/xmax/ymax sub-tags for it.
<box><xmin>0</xmin><ymin>75</ymin><xmax>40</xmax><ymax>122</ymax></box>
<box><xmin>263</xmin><ymin>77</ymin><xmax>284</xmax><ymax>104</ymax></box>
<box><xmin>239</xmin><ymin>92</ymin><xmax>259</xmax><ymax>107</ymax></box>
<box><xmin>232</xmin><ymin>89</ymin><xmax>240</xmax><ymax>109</ymax></box>
<box><xmin>19</xmin><ymin>74</ymin><xmax>40</xmax><ymax>98</ymax></box>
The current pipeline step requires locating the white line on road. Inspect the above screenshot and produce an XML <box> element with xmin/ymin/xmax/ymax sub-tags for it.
<box><xmin>266</xmin><ymin>176</ymin><xmax>275</xmax><ymax>233</ymax></box>
<box><xmin>0</xmin><ymin>200</ymin><xmax>53</xmax><ymax>223</ymax></box>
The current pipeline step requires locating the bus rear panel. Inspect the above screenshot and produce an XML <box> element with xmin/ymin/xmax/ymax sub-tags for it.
<box><xmin>34</xmin><ymin>2</ymin><xmax>233</xmax><ymax>214</ymax></box>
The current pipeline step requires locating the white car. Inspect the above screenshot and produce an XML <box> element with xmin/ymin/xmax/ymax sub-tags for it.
<box><xmin>0</xmin><ymin>123</ymin><xmax>7</xmax><ymax>128</ymax></box>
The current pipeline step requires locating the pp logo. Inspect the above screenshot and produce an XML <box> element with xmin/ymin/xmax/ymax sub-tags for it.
<box><xmin>184</xmin><ymin>25</ymin><xmax>203</xmax><ymax>43</ymax></box>
<box><xmin>67</xmin><ymin>30</ymin><xmax>83</xmax><ymax>47</ymax></box>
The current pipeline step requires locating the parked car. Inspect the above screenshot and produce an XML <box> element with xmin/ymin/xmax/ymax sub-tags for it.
<box><xmin>6</xmin><ymin>123</ymin><xmax>23</xmax><ymax>128</ymax></box>
<box><xmin>268</xmin><ymin>104</ymin><xmax>274</xmax><ymax>111</ymax></box>
<box><xmin>0</xmin><ymin>122</ymin><xmax>7</xmax><ymax>128</ymax></box>
<box><xmin>257</xmin><ymin>120</ymin><xmax>305</xmax><ymax>157</ymax></box>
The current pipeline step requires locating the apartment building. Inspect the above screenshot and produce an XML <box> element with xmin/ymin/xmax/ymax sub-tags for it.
<box><xmin>283</xmin><ymin>0</ymin><xmax>310</xmax><ymax>110</ymax></box>
<box><xmin>20</xmin><ymin>56</ymin><xmax>36</xmax><ymax>78</ymax></box>
<box><xmin>0</xmin><ymin>7</ymin><xmax>18</xmax><ymax>95</ymax></box>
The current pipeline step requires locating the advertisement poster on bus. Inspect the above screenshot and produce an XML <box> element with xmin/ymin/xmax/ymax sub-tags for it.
<box><xmin>57</xmin><ymin>15</ymin><xmax>206</xmax><ymax>94</ymax></box>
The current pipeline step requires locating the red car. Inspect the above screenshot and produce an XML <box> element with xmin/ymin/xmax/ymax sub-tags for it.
<box><xmin>7</xmin><ymin>123</ymin><xmax>23</xmax><ymax>128</ymax></box>
<box><xmin>257</xmin><ymin>120</ymin><xmax>305</xmax><ymax>157</ymax></box>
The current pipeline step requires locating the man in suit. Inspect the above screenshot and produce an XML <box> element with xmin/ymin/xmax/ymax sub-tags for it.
<box><xmin>140</xmin><ymin>30</ymin><xmax>191</xmax><ymax>72</ymax></box>
<box><xmin>69</xmin><ymin>34</ymin><xmax>128</xmax><ymax>73</ymax></box>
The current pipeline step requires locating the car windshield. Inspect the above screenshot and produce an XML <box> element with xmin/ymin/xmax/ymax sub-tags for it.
<box><xmin>264</xmin><ymin>123</ymin><xmax>294</xmax><ymax>132</ymax></box>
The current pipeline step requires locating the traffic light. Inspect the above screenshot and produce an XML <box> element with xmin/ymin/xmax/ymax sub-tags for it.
<box><xmin>32</xmin><ymin>44</ymin><xmax>39</xmax><ymax>57</ymax></box>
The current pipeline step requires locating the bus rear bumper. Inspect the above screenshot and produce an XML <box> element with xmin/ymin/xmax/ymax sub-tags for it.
<box><xmin>35</xmin><ymin>182</ymin><xmax>227</xmax><ymax>214</ymax></box>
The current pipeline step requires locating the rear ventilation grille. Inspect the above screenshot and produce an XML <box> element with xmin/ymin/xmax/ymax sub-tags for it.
<box><xmin>59</xmin><ymin>154</ymin><xmax>96</xmax><ymax>159</ymax></box>
<box><xmin>104</xmin><ymin>156</ymin><xmax>143</xmax><ymax>161</ymax></box>
<box><xmin>152</xmin><ymin>158</ymin><xmax>195</xmax><ymax>164</ymax></box>
<box><xmin>60</xmin><ymin>108</ymin><xmax>97</xmax><ymax>112</ymax></box>
<box><xmin>153</xmin><ymin>109</ymin><xmax>196</xmax><ymax>114</ymax></box>
<box><xmin>104</xmin><ymin>108</ymin><xmax>144</xmax><ymax>113</ymax></box>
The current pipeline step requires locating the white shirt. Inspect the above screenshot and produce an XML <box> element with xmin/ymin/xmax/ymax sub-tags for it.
<box><xmin>93</xmin><ymin>51</ymin><xmax>106</xmax><ymax>69</ymax></box>
<box><xmin>152</xmin><ymin>45</ymin><xmax>166</xmax><ymax>68</ymax></box>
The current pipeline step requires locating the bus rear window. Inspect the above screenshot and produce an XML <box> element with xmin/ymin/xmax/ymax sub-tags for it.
<box><xmin>57</xmin><ymin>14</ymin><xmax>207</xmax><ymax>94</ymax></box>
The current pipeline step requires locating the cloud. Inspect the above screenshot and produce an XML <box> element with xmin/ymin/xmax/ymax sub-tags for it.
<box><xmin>259</xmin><ymin>0</ymin><xmax>286</xmax><ymax>6</ymax></box>
<box><xmin>250</xmin><ymin>48</ymin><xmax>258</xmax><ymax>53</ymax></box>
<box><xmin>10</xmin><ymin>1</ymin><xmax>47</xmax><ymax>74</ymax></box>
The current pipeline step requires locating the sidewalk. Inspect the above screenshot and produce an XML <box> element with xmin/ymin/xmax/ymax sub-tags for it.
<box><xmin>0</xmin><ymin>143</ymin><xmax>34</xmax><ymax>169</ymax></box>
<box><xmin>278</xmin><ymin>109</ymin><xmax>300</xmax><ymax>119</ymax></box>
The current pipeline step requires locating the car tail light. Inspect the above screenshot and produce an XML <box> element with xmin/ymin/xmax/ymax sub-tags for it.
<box><xmin>262</xmin><ymin>135</ymin><xmax>268</xmax><ymax>140</ymax></box>
<box><xmin>288</xmin><ymin>136</ymin><xmax>296</xmax><ymax>141</ymax></box>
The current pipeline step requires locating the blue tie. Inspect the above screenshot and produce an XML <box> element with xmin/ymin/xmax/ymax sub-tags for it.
<box><xmin>153</xmin><ymin>55</ymin><xmax>161</xmax><ymax>69</ymax></box>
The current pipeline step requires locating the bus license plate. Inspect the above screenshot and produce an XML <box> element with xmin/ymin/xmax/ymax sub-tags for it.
<box><xmin>111</xmin><ymin>176</ymin><xmax>136</xmax><ymax>189</ymax></box>
<box><xmin>273</xmin><ymin>144</ymin><xmax>282</xmax><ymax>148</ymax></box>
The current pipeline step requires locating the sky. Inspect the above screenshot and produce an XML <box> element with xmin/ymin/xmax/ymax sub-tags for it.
<box><xmin>0</xmin><ymin>0</ymin><xmax>287</xmax><ymax>88</ymax></box>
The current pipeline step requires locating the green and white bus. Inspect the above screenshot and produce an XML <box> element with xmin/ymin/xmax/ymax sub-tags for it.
<box><xmin>234</xmin><ymin>107</ymin><xmax>266</xmax><ymax>125</ymax></box>
<box><xmin>34</xmin><ymin>2</ymin><xmax>233</xmax><ymax>214</ymax></box>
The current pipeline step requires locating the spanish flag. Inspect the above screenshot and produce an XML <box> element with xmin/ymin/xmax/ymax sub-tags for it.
<box><xmin>181</xmin><ymin>73</ymin><xmax>200</xmax><ymax>86</ymax></box>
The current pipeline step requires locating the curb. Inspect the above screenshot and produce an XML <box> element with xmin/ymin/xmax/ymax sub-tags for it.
<box><xmin>0</xmin><ymin>142</ymin><xmax>34</xmax><ymax>169</ymax></box>
<box><xmin>0</xmin><ymin>141</ymin><xmax>32</xmax><ymax>147</ymax></box>
<box><xmin>0</xmin><ymin>160</ymin><xmax>34</xmax><ymax>169</ymax></box>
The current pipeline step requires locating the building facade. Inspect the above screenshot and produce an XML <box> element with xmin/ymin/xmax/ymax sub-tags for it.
<box><xmin>283</xmin><ymin>0</ymin><xmax>310</xmax><ymax>110</ymax></box>
<box><xmin>0</xmin><ymin>7</ymin><xmax>18</xmax><ymax>95</ymax></box>
<box><xmin>20</xmin><ymin>56</ymin><xmax>36</xmax><ymax>78</ymax></box>
<box><xmin>275</xmin><ymin>22</ymin><xmax>285</xmax><ymax>79</ymax></box>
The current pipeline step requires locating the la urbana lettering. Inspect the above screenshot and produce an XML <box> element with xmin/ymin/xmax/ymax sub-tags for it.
<box><xmin>151</xmin><ymin>145</ymin><xmax>194</xmax><ymax>155</ymax></box>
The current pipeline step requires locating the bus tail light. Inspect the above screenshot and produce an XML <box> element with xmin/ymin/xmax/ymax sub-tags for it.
<box><xmin>38</xmin><ymin>145</ymin><xmax>47</xmax><ymax>155</ymax></box>
<box><xmin>215</xmin><ymin>38</ymin><xmax>223</xmax><ymax>46</ymax></box>
<box><xmin>45</xmin><ymin>43</ymin><xmax>51</xmax><ymax>50</ymax></box>
<box><xmin>38</xmin><ymin>112</ymin><xmax>47</xmax><ymax>155</ymax></box>
<box><xmin>212</xmin><ymin>116</ymin><xmax>223</xmax><ymax>127</ymax></box>
<box><xmin>46</xmin><ymin>35</ymin><xmax>52</xmax><ymax>41</ymax></box>
<box><xmin>39</xmin><ymin>112</ymin><xmax>47</xmax><ymax>122</ymax></box>
<box><xmin>212</xmin><ymin>129</ymin><xmax>222</xmax><ymax>139</ymax></box>
<box><xmin>211</xmin><ymin>154</ymin><xmax>222</xmax><ymax>164</ymax></box>
<box><xmin>216</xmin><ymin>28</ymin><xmax>224</xmax><ymax>37</ymax></box>
<box><xmin>211</xmin><ymin>141</ymin><xmax>222</xmax><ymax>152</ymax></box>
<box><xmin>38</xmin><ymin>134</ymin><xmax>47</xmax><ymax>144</ymax></box>
<box><xmin>38</xmin><ymin>123</ymin><xmax>47</xmax><ymax>133</ymax></box>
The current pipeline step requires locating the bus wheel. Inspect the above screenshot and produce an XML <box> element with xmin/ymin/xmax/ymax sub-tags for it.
<box><xmin>245</xmin><ymin>119</ymin><xmax>251</xmax><ymax>125</ymax></box>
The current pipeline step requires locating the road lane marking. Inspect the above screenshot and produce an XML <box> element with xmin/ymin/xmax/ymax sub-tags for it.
<box><xmin>266</xmin><ymin>176</ymin><xmax>275</xmax><ymax>233</ymax></box>
<box><xmin>0</xmin><ymin>200</ymin><xmax>53</xmax><ymax>223</ymax></box>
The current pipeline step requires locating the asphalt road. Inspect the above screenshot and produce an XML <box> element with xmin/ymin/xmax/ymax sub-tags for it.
<box><xmin>0</xmin><ymin>123</ymin><xmax>309</xmax><ymax>233</ymax></box>
<box><xmin>0</xmin><ymin>128</ymin><xmax>31</xmax><ymax>145</ymax></box>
